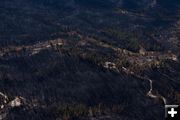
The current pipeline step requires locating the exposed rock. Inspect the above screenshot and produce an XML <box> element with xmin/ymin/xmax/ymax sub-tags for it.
<box><xmin>104</xmin><ymin>62</ymin><xmax>116</xmax><ymax>69</ymax></box>
<box><xmin>9</xmin><ymin>97</ymin><xmax>22</xmax><ymax>108</ymax></box>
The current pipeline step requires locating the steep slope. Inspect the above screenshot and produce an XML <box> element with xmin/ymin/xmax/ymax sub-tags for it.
<box><xmin>0</xmin><ymin>50</ymin><xmax>164</xmax><ymax>120</ymax></box>
<box><xmin>0</xmin><ymin>0</ymin><xmax>180</xmax><ymax>120</ymax></box>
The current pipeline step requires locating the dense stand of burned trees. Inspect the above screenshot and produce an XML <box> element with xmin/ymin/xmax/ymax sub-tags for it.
<box><xmin>103</xmin><ymin>28</ymin><xmax>140</xmax><ymax>52</ymax></box>
<box><xmin>55</xmin><ymin>103</ymin><xmax>125</xmax><ymax>120</ymax></box>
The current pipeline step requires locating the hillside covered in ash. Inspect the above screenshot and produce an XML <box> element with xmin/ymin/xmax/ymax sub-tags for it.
<box><xmin>0</xmin><ymin>0</ymin><xmax>180</xmax><ymax>120</ymax></box>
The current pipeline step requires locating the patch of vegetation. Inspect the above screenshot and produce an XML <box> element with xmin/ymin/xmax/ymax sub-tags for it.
<box><xmin>104</xmin><ymin>28</ymin><xmax>140</xmax><ymax>52</ymax></box>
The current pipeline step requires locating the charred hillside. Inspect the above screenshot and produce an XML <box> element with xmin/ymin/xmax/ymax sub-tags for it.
<box><xmin>0</xmin><ymin>49</ymin><xmax>165</xmax><ymax>120</ymax></box>
<box><xmin>0</xmin><ymin>0</ymin><xmax>180</xmax><ymax>120</ymax></box>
